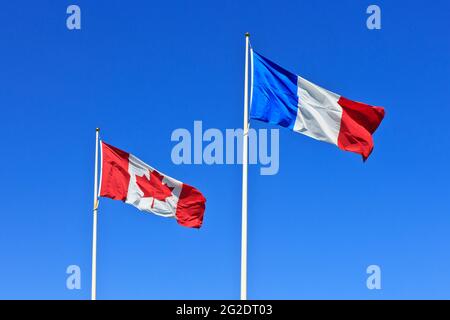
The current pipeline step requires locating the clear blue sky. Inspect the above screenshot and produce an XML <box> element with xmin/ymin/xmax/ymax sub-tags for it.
<box><xmin>0</xmin><ymin>0</ymin><xmax>449</xmax><ymax>299</ymax></box>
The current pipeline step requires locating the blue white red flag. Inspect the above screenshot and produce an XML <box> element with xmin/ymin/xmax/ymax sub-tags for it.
<box><xmin>250</xmin><ymin>50</ymin><xmax>385</xmax><ymax>160</ymax></box>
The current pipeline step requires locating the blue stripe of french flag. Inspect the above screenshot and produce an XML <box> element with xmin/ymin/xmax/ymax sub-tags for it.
<box><xmin>250</xmin><ymin>50</ymin><xmax>385</xmax><ymax>160</ymax></box>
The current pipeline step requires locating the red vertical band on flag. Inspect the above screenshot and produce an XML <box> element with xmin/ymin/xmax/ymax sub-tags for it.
<box><xmin>337</xmin><ymin>97</ymin><xmax>385</xmax><ymax>161</ymax></box>
<box><xmin>175</xmin><ymin>184</ymin><xmax>206</xmax><ymax>228</ymax></box>
<box><xmin>99</xmin><ymin>142</ymin><xmax>131</xmax><ymax>201</ymax></box>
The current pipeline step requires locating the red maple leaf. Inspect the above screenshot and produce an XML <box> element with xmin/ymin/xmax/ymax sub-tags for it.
<box><xmin>135</xmin><ymin>170</ymin><xmax>175</xmax><ymax>208</ymax></box>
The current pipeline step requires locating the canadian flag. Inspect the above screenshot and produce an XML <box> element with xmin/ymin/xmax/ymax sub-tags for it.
<box><xmin>99</xmin><ymin>142</ymin><xmax>206</xmax><ymax>228</ymax></box>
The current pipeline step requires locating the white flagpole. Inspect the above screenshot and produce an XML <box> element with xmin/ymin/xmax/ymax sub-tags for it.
<box><xmin>241</xmin><ymin>32</ymin><xmax>250</xmax><ymax>300</ymax></box>
<box><xmin>91</xmin><ymin>127</ymin><xmax>100</xmax><ymax>300</ymax></box>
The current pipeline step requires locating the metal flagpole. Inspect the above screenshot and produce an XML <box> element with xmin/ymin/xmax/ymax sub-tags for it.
<box><xmin>241</xmin><ymin>32</ymin><xmax>250</xmax><ymax>300</ymax></box>
<box><xmin>91</xmin><ymin>127</ymin><xmax>100</xmax><ymax>300</ymax></box>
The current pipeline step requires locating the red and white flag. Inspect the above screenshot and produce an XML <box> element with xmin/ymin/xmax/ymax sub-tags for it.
<box><xmin>99</xmin><ymin>142</ymin><xmax>206</xmax><ymax>228</ymax></box>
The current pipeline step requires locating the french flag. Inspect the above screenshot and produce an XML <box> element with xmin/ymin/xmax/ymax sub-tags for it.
<box><xmin>250</xmin><ymin>50</ymin><xmax>385</xmax><ymax>160</ymax></box>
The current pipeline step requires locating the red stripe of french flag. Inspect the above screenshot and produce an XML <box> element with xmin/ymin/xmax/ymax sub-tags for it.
<box><xmin>99</xmin><ymin>142</ymin><xmax>206</xmax><ymax>228</ymax></box>
<box><xmin>337</xmin><ymin>96</ymin><xmax>385</xmax><ymax>161</ymax></box>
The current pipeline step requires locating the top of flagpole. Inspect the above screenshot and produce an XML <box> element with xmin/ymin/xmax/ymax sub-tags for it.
<box><xmin>96</xmin><ymin>127</ymin><xmax>100</xmax><ymax>132</ymax></box>
<box><xmin>245</xmin><ymin>32</ymin><xmax>250</xmax><ymax>37</ymax></box>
